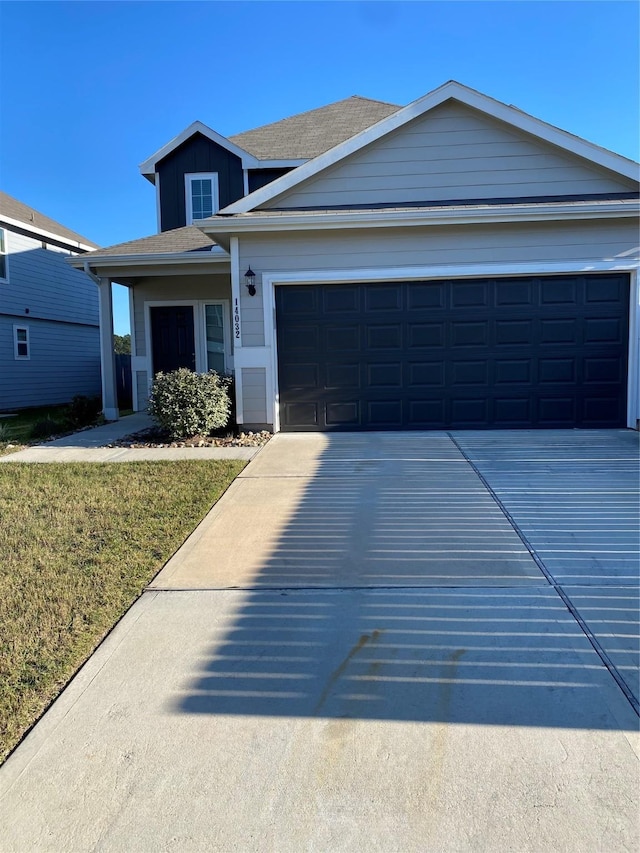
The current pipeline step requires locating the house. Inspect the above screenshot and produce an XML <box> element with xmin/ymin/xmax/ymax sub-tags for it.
<box><xmin>71</xmin><ymin>81</ymin><xmax>639</xmax><ymax>431</ymax></box>
<box><xmin>0</xmin><ymin>191</ymin><xmax>101</xmax><ymax>411</ymax></box>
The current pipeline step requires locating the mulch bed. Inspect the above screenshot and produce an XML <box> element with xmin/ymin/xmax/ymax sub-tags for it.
<box><xmin>106</xmin><ymin>427</ymin><xmax>272</xmax><ymax>449</ymax></box>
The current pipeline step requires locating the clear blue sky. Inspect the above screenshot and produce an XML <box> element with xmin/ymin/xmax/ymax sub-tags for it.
<box><xmin>1</xmin><ymin>0</ymin><xmax>638</xmax><ymax>334</ymax></box>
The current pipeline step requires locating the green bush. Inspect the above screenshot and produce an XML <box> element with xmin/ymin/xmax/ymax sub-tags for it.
<box><xmin>30</xmin><ymin>416</ymin><xmax>64</xmax><ymax>440</ymax></box>
<box><xmin>148</xmin><ymin>369</ymin><xmax>232</xmax><ymax>440</ymax></box>
<box><xmin>67</xmin><ymin>395</ymin><xmax>102</xmax><ymax>428</ymax></box>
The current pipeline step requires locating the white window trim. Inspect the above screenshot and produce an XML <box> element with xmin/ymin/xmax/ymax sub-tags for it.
<box><xmin>143</xmin><ymin>299</ymin><xmax>232</xmax><ymax>393</ymax></box>
<box><xmin>13</xmin><ymin>324</ymin><xmax>30</xmax><ymax>360</ymax></box>
<box><xmin>0</xmin><ymin>227</ymin><xmax>9</xmax><ymax>283</ymax></box>
<box><xmin>185</xmin><ymin>173</ymin><xmax>219</xmax><ymax>225</ymax></box>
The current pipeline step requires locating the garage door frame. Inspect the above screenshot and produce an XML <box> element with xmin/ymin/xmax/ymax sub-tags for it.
<box><xmin>261</xmin><ymin>261</ymin><xmax>639</xmax><ymax>432</ymax></box>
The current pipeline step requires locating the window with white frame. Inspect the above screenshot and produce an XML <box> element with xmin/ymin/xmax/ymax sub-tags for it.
<box><xmin>14</xmin><ymin>325</ymin><xmax>29</xmax><ymax>360</ymax></box>
<box><xmin>185</xmin><ymin>173</ymin><xmax>219</xmax><ymax>224</ymax></box>
<box><xmin>204</xmin><ymin>303</ymin><xmax>226</xmax><ymax>373</ymax></box>
<box><xmin>0</xmin><ymin>228</ymin><xmax>8</xmax><ymax>281</ymax></box>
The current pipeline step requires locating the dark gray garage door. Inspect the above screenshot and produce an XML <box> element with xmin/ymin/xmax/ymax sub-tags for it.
<box><xmin>275</xmin><ymin>274</ymin><xmax>629</xmax><ymax>431</ymax></box>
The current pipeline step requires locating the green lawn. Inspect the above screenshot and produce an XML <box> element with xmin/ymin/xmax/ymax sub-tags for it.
<box><xmin>0</xmin><ymin>460</ymin><xmax>245</xmax><ymax>762</ymax></box>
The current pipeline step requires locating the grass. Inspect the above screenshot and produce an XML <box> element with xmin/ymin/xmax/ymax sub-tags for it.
<box><xmin>0</xmin><ymin>459</ymin><xmax>245</xmax><ymax>762</ymax></box>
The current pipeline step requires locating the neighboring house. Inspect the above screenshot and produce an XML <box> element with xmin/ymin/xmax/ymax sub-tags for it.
<box><xmin>0</xmin><ymin>191</ymin><xmax>101</xmax><ymax>411</ymax></box>
<box><xmin>72</xmin><ymin>81</ymin><xmax>639</xmax><ymax>431</ymax></box>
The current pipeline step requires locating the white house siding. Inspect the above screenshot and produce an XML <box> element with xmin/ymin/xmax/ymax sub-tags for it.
<box><xmin>0</xmin><ymin>226</ymin><xmax>100</xmax><ymax>410</ymax></box>
<box><xmin>264</xmin><ymin>102</ymin><xmax>636</xmax><ymax>210</ymax></box>
<box><xmin>235</xmin><ymin>218</ymin><xmax>639</xmax><ymax>427</ymax></box>
<box><xmin>0</xmin><ymin>315</ymin><xmax>101</xmax><ymax>410</ymax></box>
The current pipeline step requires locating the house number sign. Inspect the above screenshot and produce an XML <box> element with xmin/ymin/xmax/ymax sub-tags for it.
<box><xmin>234</xmin><ymin>297</ymin><xmax>241</xmax><ymax>340</ymax></box>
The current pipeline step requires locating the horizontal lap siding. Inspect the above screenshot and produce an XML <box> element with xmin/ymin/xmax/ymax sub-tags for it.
<box><xmin>241</xmin><ymin>367</ymin><xmax>268</xmax><ymax>423</ymax></box>
<box><xmin>2</xmin><ymin>230</ymin><xmax>98</xmax><ymax>326</ymax></box>
<box><xmin>0</xmin><ymin>316</ymin><xmax>100</xmax><ymax>410</ymax></box>
<box><xmin>238</xmin><ymin>220</ymin><xmax>638</xmax><ymax>348</ymax></box>
<box><xmin>267</xmin><ymin>102</ymin><xmax>635</xmax><ymax>209</ymax></box>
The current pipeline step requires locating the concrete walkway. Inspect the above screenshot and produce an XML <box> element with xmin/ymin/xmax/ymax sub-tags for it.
<box><xmin>0</xmin><ymin>430</ymin><xmax>638</xmax><ymax>852</ymax></box>
<box><xmin>0</xmin><ymin>413</ymin><xmax>260</xmax><ymax>462</ymax></box>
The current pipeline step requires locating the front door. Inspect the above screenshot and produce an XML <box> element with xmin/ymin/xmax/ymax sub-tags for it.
<box><xmin>150</xmin><ymin>305</ymin><xmax>196</xmax><ymax>376</ymax></box>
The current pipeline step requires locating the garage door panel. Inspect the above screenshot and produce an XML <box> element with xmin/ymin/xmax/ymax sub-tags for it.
<box><xmin>325</xmin><ymin>325</ymin><xmax>360</xmax><ymax>351</ymax></box>
<box><xmin>452</xmin><ymin>321</ymin><xmax>488</xmax><ymax>347</ymax></box>
<box><xmin>365</xmin><ymin>285</ymin><xmax>403</xmax><ymax>311</ymax></box>
<box><xmin>539</xmin><ymin>357</ymin><xmax>576</xmax><ymax>383</ymax></box>
<box><xmin>275</xmin><ymin>275</ymin><xmax>629</xmax><ymax>431</ymax></box>
<box><xmin>495</xmin><ymin>359</ymin><xmax>531</xmax><ymax>384</ymax></box>
<box><xmin>323</xmin><ymin>286</ymin><xmax>360</xmax><ymax>314</ymax></box>
<box><xmin>407</xmin><ymin>282</ymin><xmax>445</xmax><ymax>309</ymax></box>
<box><xmin>326</xmin><ymin>401</ymin><xmax>360</xmax><ymax>426</ymax></box>
<box><xmin>495</xmin><ymin>319</ymin><xmax>533</xmax><ymax>346</ymax></box>
<box><xmin>408</xmin><ymin>362</ymin><xmax>445</xmax><ymax>387</ymax></box>
<box><xmin>409</xmin><ymin>323</ymin><xmax>445</xmax><ymax>348</ymax></box>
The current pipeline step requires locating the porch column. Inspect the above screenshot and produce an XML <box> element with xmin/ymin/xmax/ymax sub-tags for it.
<box><xmin>98</xmin><ymin>277</ymin><xmax>119</xmax><ymax>421</ymax></box>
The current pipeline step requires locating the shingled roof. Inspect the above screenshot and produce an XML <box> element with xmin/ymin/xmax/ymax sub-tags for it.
<box><xmin>229</xmin><ymin>95</ymin><xmax>401</xmax><ymax>160</ymax></box>
<box><xmin>0</xmin><ymin>190</ymin><xmax>99</xmax><ymax>249</ymax></box>
<box><xmin>80</xmin><ymin>225</ymin><xmax>219</xmax><ymax>259</ymax></box>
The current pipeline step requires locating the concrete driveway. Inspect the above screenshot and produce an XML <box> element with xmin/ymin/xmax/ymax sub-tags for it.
<box><xmin>1</xmin><ymin>430</ymin><xmax>638</xmax><ymax>852</ymax></box>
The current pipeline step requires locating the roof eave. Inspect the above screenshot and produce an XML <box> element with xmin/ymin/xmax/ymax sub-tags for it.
<box><xmin>199</xmin><ymin>200</ymin><xmax>640</xmax><ymax>236</ymax></box>
<box><xmin>68</xmin><ymin>250</ymin><xmax>230</xmax><ymax>270</ymax></box>
<box><xmin>0</xmin><ymin>212</ymin><xmax>98</xmax><ymax>252</ymax></box>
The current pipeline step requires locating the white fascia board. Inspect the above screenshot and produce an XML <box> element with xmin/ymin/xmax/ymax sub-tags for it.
<box><xmin>221</xmin><ymin>80</ymin><xmax>639</xmax><ymax>215</ymax></box>
<box><xmin>0</xmin><ymin>213</ymin><xmax>97</xmax><ymax>253</ymax></box>
<box><xmin>200</xmin><ymin>200</ymin><xmax>640</xmax><ymax>237</ymax></box>
<box><xmin>68</xmin><ymin>250</ymin><xmax>230</xmax><ymax>270</ymax></box>
<box><xmin>139</xmin><ymin>121</ymin><xmax>260</xmax><ymax>178</ymax></box>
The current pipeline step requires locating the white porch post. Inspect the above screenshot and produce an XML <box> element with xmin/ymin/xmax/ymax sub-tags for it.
<box><xmin>98</xmin><ymin>277</ymin><xmax>119</xmax><ymax>421</ymax></box>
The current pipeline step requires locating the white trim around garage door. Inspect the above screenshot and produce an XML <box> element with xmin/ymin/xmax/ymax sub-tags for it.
<box><xmin>260</xmin><ymin>258</ymin><xmax>640</xmax><ymax>432</ymax></box>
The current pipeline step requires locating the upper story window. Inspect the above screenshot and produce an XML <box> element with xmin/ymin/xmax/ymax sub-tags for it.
<box><xmin>185</xmin><ymin>173</ymin><xmax>219</xmax><ymax>224</ymax></box>
<box><xmin>0</xmin><ymin>228</ymin><xmax>8</xmax><ymax>281</ymax></box>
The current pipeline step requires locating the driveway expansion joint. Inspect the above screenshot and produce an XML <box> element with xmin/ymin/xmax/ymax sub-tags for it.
<box><xmin>447</xmin><ymin>431</ymin><xmax>640</xmax><ymax>717</ymax></box>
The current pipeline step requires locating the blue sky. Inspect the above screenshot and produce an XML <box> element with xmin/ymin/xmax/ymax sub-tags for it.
<box><xmin>1</xmin><ymin>0</ymin><xmax>638</xmax><ymax>334</ymax></box>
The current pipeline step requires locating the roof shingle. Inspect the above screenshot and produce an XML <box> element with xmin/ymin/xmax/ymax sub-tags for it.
<box><xmin>81</xmin><ymin>225</ymin><xmax>218</xmax><ymax>259</ymax></box>
<box><xmin>229</xmin><ymin>95</ymin><xmax>401</xmax><ymax>160</ymax></box>
<box><xmin>0</xmin><ymin>191</ymin><xmax>99</xmax><ymax>249</ymax></box>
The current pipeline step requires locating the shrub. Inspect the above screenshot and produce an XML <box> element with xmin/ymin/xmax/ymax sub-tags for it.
<box><xmin>30</xmin><ymin>416</ymin><xmax>64</xmax><ymax>440</ymax></box>
<box><xmin>148</xmin><ymin>369</ymin><xmax>232</xmax><ymax>440</ymax></box>
<box><xmin>0</xmin><ymin>422</ymin><xmax>14</xmax><ymax>443</ymax></box>
<box><xmin>67</xmin><ymin>395</ymin><xmax>102</xmax><ymax>428</ymax></box>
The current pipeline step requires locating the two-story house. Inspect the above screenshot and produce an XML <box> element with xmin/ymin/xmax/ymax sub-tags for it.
<box><xmin>72</xmin><ymin>81</ymin><xmax>639</xmax><ymax>431</ymax></box>
<box><xmin>0</xmin><ymin>191</ymin><xmax>101</xmax><ymax>411</ymax></box>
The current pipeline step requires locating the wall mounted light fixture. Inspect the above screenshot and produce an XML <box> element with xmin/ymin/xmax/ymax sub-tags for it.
<box><xmin>244</xmin><ymin>267</ymin><xmax>256</xmax><ymax>296</ymax></box>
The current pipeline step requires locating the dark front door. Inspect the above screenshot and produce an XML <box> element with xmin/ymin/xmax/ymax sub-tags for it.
<box><xmin>150</xmin><ymin>305</ymin><xmax>196</xmax><ymax>376</ymax></box>
<box><xmin>275</xmin><ymin>274</ymin><xmax>630</xmax><ymax>431</ymax></box>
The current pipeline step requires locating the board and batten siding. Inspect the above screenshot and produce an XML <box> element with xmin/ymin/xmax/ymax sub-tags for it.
<box><xmin>263</xmin><ymin>101</ymin><xmax>637</xmax><ymax>210</ymax></box>
<box><xmin>158</xmin><ymin>134</ymin><xmax>244</xmax><ymax>232</ymax></box>
<box><xmin>0</xmin><ymin>315</ymin><xmax>100</xmax><ymax>410</ymax></box>
<box><xmin>1</xmin><ymin>229</ymin><xmax>99</xmax><ymax>325</ymax></box>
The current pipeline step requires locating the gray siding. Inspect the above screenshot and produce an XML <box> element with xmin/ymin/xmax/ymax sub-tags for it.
<box><xmin>158</xmin><ymin>134</ymin><xmax>244</xmax><ymax>232</ymax></box>
<box><xmin>265</xmin><ymin>101</ymin><xmax>636</xmax><ymax>209</ymax></box>
<box><xmin>238</xmin><ymin>219</ymin><xmax>639</xmax><ymax>347</ymax></box>
<box><xmin>0</xmin><ymin>315</ymin><xmax>100</xmax><ymax>410</ymax></box>
<box><xmin>241</xmin><ymin>367</ymin><xmax>267</xmax><ymax>424</ymax></box>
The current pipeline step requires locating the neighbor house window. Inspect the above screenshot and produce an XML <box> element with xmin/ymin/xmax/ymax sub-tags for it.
<box><xmin>185</xmin><ymin>173</ymin><xmax>219</xmax><ymax>224</ymax></box>
<box><xmin>0</xmin><ymin>228</ymin><xmax>7</xmax><ymax>281</ymax></box>
<box><xmin>14</xmin><ymin>325</ymin><xmax>29</xmax><ymax>360</ymax></box>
